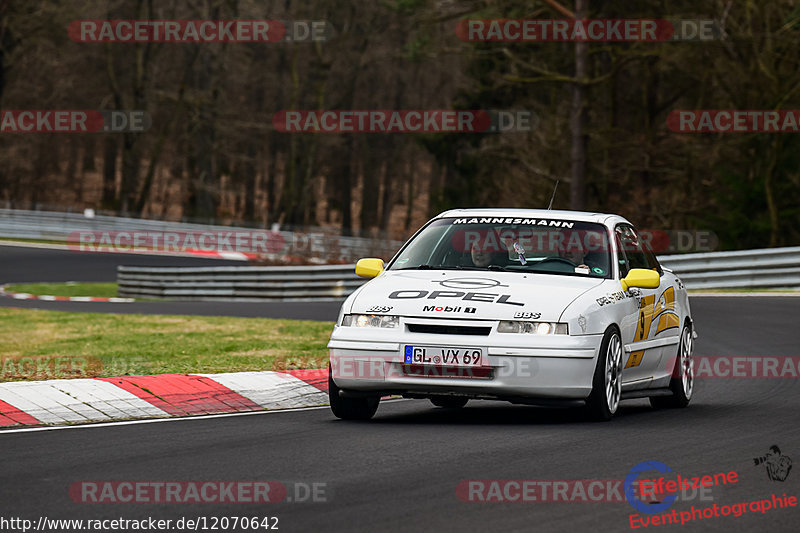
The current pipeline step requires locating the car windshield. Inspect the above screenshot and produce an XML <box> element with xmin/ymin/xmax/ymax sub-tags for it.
<box><xmin>389</xmin><ymin>217</ymin><xmax>612</xmax><ymax>278</ymax></box>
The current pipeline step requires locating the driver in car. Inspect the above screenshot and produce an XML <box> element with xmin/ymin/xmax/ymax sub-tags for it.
<box><xmin>557</xmin><ymin>238</ymin><xmax>605</xmax><ymax>275</ymax></box>
<box><xmin>470</xmin><ymin>241</ymin><xmax>494</xmax><ymax>268</ymax></box>
<box><xmin>560</xmin><ymin>242</ymin><xmax>591</xmax><ymax>269</ymax></box>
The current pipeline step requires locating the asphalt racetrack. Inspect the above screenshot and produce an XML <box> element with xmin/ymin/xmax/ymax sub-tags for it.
<box><xmin>1</xmin><ymin>244</ymin><xmax>799</xmax><ymax>532</ymax></box>
<box><xmin>0</xmin><ymin>243</ymin><xmax>246</xmax><ymax>282</ymax></box>
<box><xmin>0</xmin><ymin>244</ymin><xmax>341</xmax><ymax>320</ymax></box>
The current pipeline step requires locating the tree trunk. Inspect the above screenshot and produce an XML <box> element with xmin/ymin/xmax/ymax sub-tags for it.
<box><xmin>765</xmin><ymin>137</ymin><xmax>782</xmax><ymax>247</ymax></box>
<box><xmin>360</xmin><ymin>140</ymin><xmax>382</xmax><ymax>235</ymax></box>
<box><xmin>569</xmin><ymin>0</ymin><xmax>588</xmax><ymax>211</ymax></box>
<box><xmin>101</xmin><ymin>137</ymin><xmax>119</xmax><ymax>210</ymax></box>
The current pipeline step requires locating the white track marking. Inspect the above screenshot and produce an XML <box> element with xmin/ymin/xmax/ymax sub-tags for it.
<box><xmin>198</xmin><ymin>372</ymin><xmax>328</xmax><ymax>409</ymax></box>
<box><xmin>218</xmin><ymin>251</ymin><xmax>249</xmax><ymax>260</ymax></box>
<box><xmin>0</xmin><ymin>382</ymin><xmax>90</xmax><ymax>423</ymax></box>
<box><xmin>50</xmin><ymin>379</ymin><xmax>169</xmax><ymax>419</ymax></box>
<box><xmin>0</xmin><ymin>405</ymin><xmax>323</xmax><ymax>434</ymax></box>
<box><xmin>0</xmin><ymin>379</ymin><xmax>169</xmax><ymax>424</ymax></box>
<box><xmin>0</xmin><ymin>399</ymin><xmax>409</xmax><ymax>435</ymax></box>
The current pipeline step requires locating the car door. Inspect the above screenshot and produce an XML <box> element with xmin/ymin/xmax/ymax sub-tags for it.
<box><xmin>615</xmin><ymin>224</ymin><xmax>666</xmax><ymax>386</ymax></box>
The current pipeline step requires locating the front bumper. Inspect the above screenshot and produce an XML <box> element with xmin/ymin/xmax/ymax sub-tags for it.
<box><xmin>328</xmin><ymin>324</ymin><xmax>602</xmax><ymax>401</ymax></box>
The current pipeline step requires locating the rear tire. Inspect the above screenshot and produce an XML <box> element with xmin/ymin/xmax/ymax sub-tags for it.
<box><xmin>328</xmin><ymin>366</ymin><xmax>380</xmax><ymax>420</ymax></box>
<box><xmin>650</xmin><ymin>324</ymin><xmax>693</xmax><ymax>409</ymax></box>
<box><xmin>586</xmin><ymin>326</ymin><xmax>623</xmax><ymax>421</ymax></box>
<box><xmin>430</xmin><ymin>397</ymin><xmax>469</xmax><ymax>409</ymax></box>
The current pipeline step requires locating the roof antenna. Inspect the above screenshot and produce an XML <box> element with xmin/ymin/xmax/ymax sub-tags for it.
<box><xmin>547</xmin><ymin>180</ymin><xmax>559</xmax><ymax>210</ymax></box>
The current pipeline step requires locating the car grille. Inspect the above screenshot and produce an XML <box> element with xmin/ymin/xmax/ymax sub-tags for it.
<box><xmin>406</xmin><ymin>324</ymin><xmax>491</xmax><ymax>336</ymax></box>
<box><xmin>400</xmin><ymin>364</ymin><xmax>493</xmax><ymax>379</ymax></box>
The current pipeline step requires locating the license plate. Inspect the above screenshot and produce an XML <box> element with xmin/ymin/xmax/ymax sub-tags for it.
<box><xmin>403</xmin><ymin>345</ymin><xmax>484</xmax><ymax>367</ymax></box>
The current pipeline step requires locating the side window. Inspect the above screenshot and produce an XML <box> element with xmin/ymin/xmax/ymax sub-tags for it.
<box><xmin>616</xmin><ymin>225</ymin><xmax>661</xmax><ymax>276</ymax></box>
<box><xmin>642</xmin><ymin>242</ymin><xmax>662</xmax><ymax>273</ymax></box>
<box><xmin>615</xmin><ymin>232</ymin><xmax>630</xmax><ymax>278</ymax></box>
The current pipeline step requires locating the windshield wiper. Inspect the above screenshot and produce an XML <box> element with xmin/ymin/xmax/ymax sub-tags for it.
<box><xmin>396</xmin><ymin>264</ymin><xmax>512</xmax><ymax>272</ymax></box>
<box><xmin>396</xmin><ymin>264</ymin><xmax>434</xmax><ymax>270</ymax></box>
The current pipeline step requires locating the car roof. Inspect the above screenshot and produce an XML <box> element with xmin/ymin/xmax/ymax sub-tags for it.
<box><xmin>435</xmin><ymin>208</ymin><xmax>631</xmax><ymax>227</ymax></box>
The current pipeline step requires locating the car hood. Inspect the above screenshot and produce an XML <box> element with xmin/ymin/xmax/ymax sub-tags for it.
<box><xmin>350</xmin><ymin>270</ymin><xmax>605</xmax><ymax>321</ymax></box>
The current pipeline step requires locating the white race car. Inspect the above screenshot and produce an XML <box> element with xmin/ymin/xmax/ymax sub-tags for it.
<box><xmin>327</xmin><ymin>209</ymin><xmax>694</xmax><ymax>421</ymax></box>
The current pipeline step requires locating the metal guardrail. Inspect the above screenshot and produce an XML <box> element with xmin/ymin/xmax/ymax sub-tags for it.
<box><xmin>0</xmin><ymin>208</ymin><xmax>240</xmax><ymax>239</ymax></box>
<box><xmin>117</xmin><ymin>264</ymin><xmax>365</xmax><ymax>301</ymax></box>
<box><xmin>658</xmin><ymin>246</ymin><xmax>800</xmax><ymax>290</ymax></box>
<box><xmin>0</xmin><ymin>208</ymin><xmax>403</xmax><ymax>263</ymax></box>
<box><xmin>116</xmin><ymin>247</ymin><xmax>800</xmax><ymax>301</ymax></box>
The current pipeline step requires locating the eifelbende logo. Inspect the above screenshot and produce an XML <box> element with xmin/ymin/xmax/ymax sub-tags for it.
<box><xmin>626</xmin><ymin>461</ymin><xmax>678</xmax><ymax>514</ymax></box>
<box><xmin>626</xmin><ymin>461</ymin><xmax>737</xmax><ymax>516</ymax></box>
<box><xmin>754</xmin><ymin>446</ymin><xmax>792</xmax><ymax>482</ymax></box>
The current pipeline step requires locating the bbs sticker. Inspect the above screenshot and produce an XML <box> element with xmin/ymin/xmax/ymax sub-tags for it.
<box><xmin>513</xmin><ymin>312</ymin><xmax>542</xmax><ymax>319</ymax></box>
<box><xmin>366</xmin><ymin>305</ymin><xmax>393</xmax><ymax>313</ymax></box>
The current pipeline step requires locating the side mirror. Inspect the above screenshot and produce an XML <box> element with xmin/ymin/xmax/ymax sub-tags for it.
<box><xmin>621</xmin><ymin>268</ymin><xmax>660</xmax><ymax>290</ymax></box>
<box><xmin>355</xmin><ymin>258</ymin><xmax>385</xmax><ymax>278</ymax></box>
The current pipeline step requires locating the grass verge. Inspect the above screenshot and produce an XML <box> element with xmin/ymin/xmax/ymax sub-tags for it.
<box><xmin>0</xmin><ymin>308</ymin><xmax>333</xmax><ymax>381</ymax></box>
<box><xmin>0</xmin><ymin>237</ymin><xmax>67</xmax><ymax>246</ymax></box>
<box><xmin>5</xmin><ymin>282</ymin><xmax>119</xmax><ymax>298</ymax></box>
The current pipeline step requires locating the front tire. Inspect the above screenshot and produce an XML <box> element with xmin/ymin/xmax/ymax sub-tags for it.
<box><xmin>586</xmin><ymin>326</ymin><xmax>623</xmax><ymax>421</ymax></box>
<box><xmin>650</xmin><ymin>324</ymin><xmax>693</xmax><ymax>409</ymax></box>
<box><xmin>328</xmin><ymin>365</ymin><xmax>380</xmax><ymax>420</ymax></box>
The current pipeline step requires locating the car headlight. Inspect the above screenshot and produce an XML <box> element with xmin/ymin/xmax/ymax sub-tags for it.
<box><xmin>497</xmin><ymin>321</ymin><xmax>568</xmax><ymax>335</ymax></box>
<box><xmin>342</xmin><ymin>314</ymin><xmax>399</xmax><ymax>328</ymax></box>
